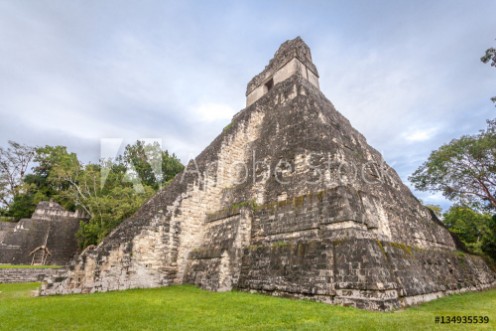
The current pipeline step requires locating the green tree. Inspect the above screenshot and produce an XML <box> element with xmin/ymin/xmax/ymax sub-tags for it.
<box><xmin>31</xmin><ymin>145</ymin><xmax>80</xmax><ymax>210</ymax></box>
<box><xmin>5</xmin><ymin>194</ymin><xmax>36</xmax><ymax>220</ymax></box>
<box><xmin>1</xmin><ymin>140</ymin><xmax>184</xmax><ymax>247</ymax></box>
<box><xmin>481</xmin><ymin>44</ymin><xmax>496</xmax><ymax>105</ymax></box>
<box><xmin>122</xmin><ymin>140</ymin><xmax>184</xmax><ymax>189</ymax></box>
<box><xmin>161</xmin><ymin>149</ymin><xmax>185</xmax><ymax>183</ymax></box>
<box><xmin>123</xmin><ymin>140</ymin><xmax>160</xmax><ymax>189</ymax></box>
<box><xmin>6</xmin><ymin>145</ymin><xmax>80</xmax><ymax>218</ymax></box>
<box><xmin>75</xmin><ymin>162</ymin><xmax>155</xmax><ymax>248</ymax></box>
<box><xmin>481</xmin><ymin>215</ymin><xmax>496</xmax><ymax>260</ymax></box>
<box><xmin>0</xmin><ymin>141</ymin><xmax>35</xmax><ymax>209</ymax></box>
<box><xmin>75</xmin><ymin>141</ymin><xmax>183</xmax><ymax>248</ymax></box>
<box><xmin>409</xmin><ymin>120</ymin><xmax>496</xmax><ymax>210</ymax></box>
<box><xmin>443</xmin><ymin>205</ymin><xmax>491</xmax><ymax>254</ymax></box>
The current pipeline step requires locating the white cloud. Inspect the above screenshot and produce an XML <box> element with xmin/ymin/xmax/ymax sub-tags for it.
<box><xmin>402</xmin><ymin>128</ymin><xmax>438</xmax><ymax>142</ymax></box>
<box><xmin>191</xmin><ymin>103</ymin><xmax>236</xmax><ymax>123</ymax></box>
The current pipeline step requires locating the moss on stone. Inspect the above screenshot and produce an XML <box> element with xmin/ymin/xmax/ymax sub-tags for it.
<box><xmin>0</xmin><ymin>264</ymin><xmax>62</xmax><ymax>269</ymax></box>
<box><xmin>296</xmin><ymin>242</ymin><xmax>306</xmax><ymax>257</ymax></box>
<box><xmin>222</xmin><ymin>122</ymin><xmax>233</xmax><ymax>133</ymax></box>
<box><xmin>390</xmin><ymin>242</ymin><xmax>413</xmax><ymax>256</ymax></box>
<box><xmin>293</xmin><ymin>196</ymin><xmax>305</xmax><ymax>208</ymax></box>
<box><xmin>248</xmin><ymin>244</ymin><xmax>263</xmax><ymax>251</ymax></box>
<box><xmin>206</xmin><ymin>199</ymin><xmax>260</xmax><ymax>221</ymax></box>
<box><xmin>376</xmin><ymin>240</ymin><xmax>386</xmax><ymax>256</ymax></box>
<box><xmin>271</xmin><ymin>241</ymin><xmax>289</xmax><ymax>249</ymax></box>
<box><xmin>229</xmin><ymin>199</ymin><xmax>259</xmax><ymax>213</ymax></box>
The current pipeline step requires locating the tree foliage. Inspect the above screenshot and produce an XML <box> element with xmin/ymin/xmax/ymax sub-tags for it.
<box><xmin>5</xmin><ymin>145</ymin><xmax>79</xmax><ymax>218</ymax></box>
<box><xmin>122</xmin><ymin>140</ymin><xmax>184</xmax><ymax>190</ymax></box>
<box><xmin>75</xmin><ymin>162</ymin><xmax>156</xmax><ymax>248</ymax></box>
<box><xmin>0</xmin><ymin>141</ymin><xmax>35</xmax><ymax>209</ymax></box>
<box><xmin>409</xmin><ymin>120</ymin><xmax>496</xmax><ymax>210</ymax></box>
<box><xmin>482</xmin><ymin>214</ymin><xmax>496</xmax><ymax>260</ymax></box>
<box><xmin>1</xmin><ymin>140</ymin><xmax>184</xmax><ymax>248</ymax></box>
<box><xmin>443</xmin><ymin>205</ymin><xmax>496</xmax><ymax>260</ymax></box>
<box><xmin>443</xmin><ymin>205</ymin><xmax>490</xmax><ymax>253</ymax></box>
<box><xmin>48</xmin><ymin>140</ymin><xmax>183</xmax><ymax>248</ymax></box>
<box><xmin>481</xmin><ymin>45</ymin><xmax>496</xmax><ymax>105</ymax></box>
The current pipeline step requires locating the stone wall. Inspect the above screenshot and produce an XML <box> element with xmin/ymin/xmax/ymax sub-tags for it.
<box><xmin>32</xmin><ymin>201</ymin><xmax>87</xmax><ymax>221</ymax></box>
<box><xmin>237</xmin><ymin>236</ymin><xmax>495</xmax><ymax>310</ymax></box>
<box><xmin>0</xmin><ymin>202</ymin><xmax>85</xmax><ymax>265</ymax></box>
<box><xmin>0</xmin><ymin>268</ymin><xmax>63</xmax><ymax>284</ymax></box>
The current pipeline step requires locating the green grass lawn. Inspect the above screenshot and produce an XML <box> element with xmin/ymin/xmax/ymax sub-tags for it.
<box><xmin>0</xmin><ymin>283</ymin><xmax>495</xmax><ymax>331</ymax></box>
<box><xmin>0</xmin><ymin>264</ymin><xmax>62</xmax><ymax>269</ymax></box>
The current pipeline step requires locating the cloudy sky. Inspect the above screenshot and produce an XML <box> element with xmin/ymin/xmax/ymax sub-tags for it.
<box><xmin>1</xmin><ymin>0</ymin><xmax>495</xmax><ymax>210</ymax></box>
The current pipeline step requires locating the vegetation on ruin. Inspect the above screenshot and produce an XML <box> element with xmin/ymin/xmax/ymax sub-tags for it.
<box><xmin>1</xmin><ymin>283</ymin><xmax>496</xmax><ymax>330</ymax></box>
<box><xmin>222</xmin><ymin>121</ymin><xmax>233</xmax><ymax>133</ymax></box>
<box><xmin>0</xmin><ymin>140</ymin><xmax>184</xmax><ymax>248</ymax></box>
<box><xmin>228</xmin><ymin>199</ymin><xmax>259</xmax><ymax>213</ymax></box>
<box><xmin>376</xmin><ymin>240</ymin><xmax>386</xmax><ymax>256</ymax></box>
<box><xmin>389</xmin><ymin>242</ymin><xmax>414</xmax><ymax>256</ymax></box>
<box><xmin>0</xmin><ymin>264</ymin><xmax>62</xmax><ymax>269</ymax></box>
<box><xmin>271</xmin><ymin>240</ymin><xmax>289</xmax><ymax>248</ymax></box>
<box><xmin>209</xmin><ymin>191</ymin><xmax>329</xmax><ymax>221</ymax></box>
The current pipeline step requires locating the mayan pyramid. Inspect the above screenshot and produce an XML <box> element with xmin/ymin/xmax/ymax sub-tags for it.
<box><xmin>42</xmin><ymin>37</ymin><xmax>496</xmax><ymax>310</ymax></box>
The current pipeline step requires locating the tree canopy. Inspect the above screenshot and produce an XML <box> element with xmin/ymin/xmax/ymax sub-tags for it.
<box><xmin>409</xmin><ymin>119</ymin><xmax>496</xmax><ymax>211</ymax></box>
<box><xmin>443</xmin><ymin>205</ymin><xmax>496</xmax><ymax>260</ymax></box>
<box><xmin>0</xmin><ymin>140</ymin><xmax>184</xmax><ymax>248</ymax></box>
<box><xmin>0</xmin><ymin>141</ymin><xmax>35</xmax><ymax>210</ymax></box>
<box><xmin>481</xmin><ymin>44</ymin><xmax>496</xmax><ymax>105</ymax></box>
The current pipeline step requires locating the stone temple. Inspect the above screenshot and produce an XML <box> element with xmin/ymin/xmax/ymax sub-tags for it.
<box><xmin>41</xmin><ymin>37</ymin><xmax>496</xmax><ymax>310</ymax></box>
<box><xmin>0</xmin><ymin>201</ymin><xmax>85</xmax><ymax>265</ymax></box>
